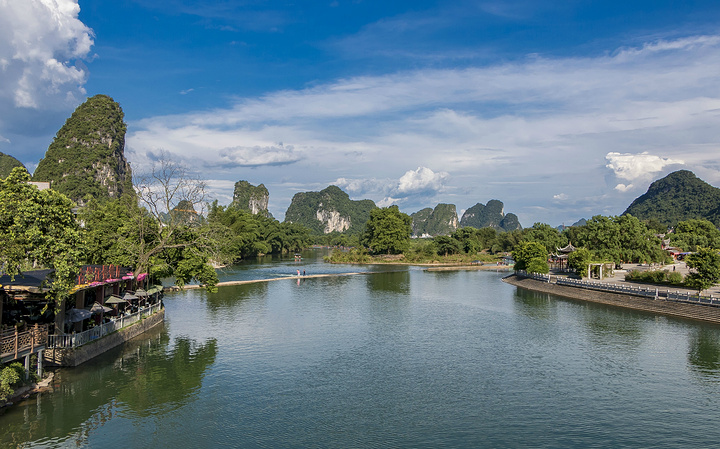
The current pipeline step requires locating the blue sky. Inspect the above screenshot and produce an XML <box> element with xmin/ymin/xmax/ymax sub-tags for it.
<box><xmin>2</xmin><ymin>1</ymin><xmax>720</xmax><ymax>226</ymax></box>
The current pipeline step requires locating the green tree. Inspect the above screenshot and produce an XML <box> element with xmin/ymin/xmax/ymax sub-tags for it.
<box><xmin>523</xmin><ymin>222</ymin><xmax>568</xmax><ymax>254</ymax></box>
<box><xmin>572</xmin><ymin>214</ymin><xmax>664</xmax><ymax>264</ymax></box>
<box><xmin>0</xmin><ymin>167</ymin><xmax>81</xmax><ymax>310</ymax></box>
<box><xmin>512</xmin><ymin>241</ymin><xmax>548</xmax><ymax>272</ymax></box>
<box><xmin>434</xmin><ymin>235</ymin><xmax>463</xmax><ymax>256</ymax></box>
<box><xmin>568</xmin><ymin>247</ymin><xmax>592</xmax><ymax>277</ymax></box>
<box><xmin>685</xmin><ymin>248</ymin><xmax>720</xmax><ymax>294</ymax></box>
<box><xmin>362</xmin><ymin>206</ymin><xmax>412</xmax><ymax>255</ymax></box>
<box><xmin>671</xmin><ymin>219</ymin><xmax>720</xmax><ymax>252</ymax></box>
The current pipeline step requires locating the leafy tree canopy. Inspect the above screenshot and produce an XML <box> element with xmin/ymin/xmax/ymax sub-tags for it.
<box><xmin>685</xmin><ymin>247</ymin><xmax>720</xmax><ymax>293</ymax></box>
<box><xmin>363</xmin><ymin>205</ymin><xmax>412</xmax><ymax>255</ymax></box>
<box><xmin>0</xmin><ymin>167</ymin><xmax>81</xmax><ymax>306</ymax></box>
<box><xmin>512</xmin><ymin>241</ymin><xmax>548</xmax><ymax>272</ymax></box>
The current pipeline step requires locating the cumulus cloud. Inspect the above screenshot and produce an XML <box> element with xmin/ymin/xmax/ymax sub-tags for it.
<box><xmin>125</xmin><ymin>34</ymin><xmax>720</xmax><ymax>222</ymax></box>
<box><xmin>605</xmin><ymin>151</ymin><xmax>684</xmax><ymax>182</ymax></box>
<box><xmin>614</xmin><ymin>183</ymin><xmax>633</xmax><ymax>192</ymax></box>
<box><xmin>397</xmin><ymin>167</ymin><xmax>449</xmax><ymax>194</ymax></box>
<box><xmin>0</xmin><ymin>0</ymin><xmax>93</xmax><ymax>110</ymax></box>
<box><xmin>553</xmin><ymin>193</ymin><xmax>568</xmax><ymax>201</ymax></box>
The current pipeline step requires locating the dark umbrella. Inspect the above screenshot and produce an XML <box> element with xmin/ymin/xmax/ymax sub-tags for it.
<box><xmin>104</xmin><ymin>295</ymin><xmax>127</xmax><ymax>305</ymax></box>
<box><xmin>122</xmin><ymin>292</ymin><xmax>138</xmax><ymax>301</ymax></box>
<box><xmin>88</xmin><ymin>302</ymin><xmax>112</xmax><ymax>314</ymax></box>
<box><xmin>66</xmin><ymin>308</ymin><xmax>92</xmax><ymax>323</ymax></box>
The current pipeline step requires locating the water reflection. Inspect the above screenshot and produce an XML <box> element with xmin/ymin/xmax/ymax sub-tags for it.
<box><xmin>688</xmin><ymin>327</ymin><xmax>720</xmax><ymax>378</ymax></box>
<box><xmin>513</xmin><ymin>288</ymin><xmax>555</xmax><ymax>319</ymax></box>
<box><xmin>0</xmin><ymin>326</ymin><xmax>217</xmax><ymax>447</ymax></box>
<box><xmin>204</xmin><ymin>282</ymin><xmax>269</xmax><ymax>314</ymax></box>
<box><xmin>366</xmin><ymin>270</ymin><xmax>410</xmax><ymax>295</ymax></box>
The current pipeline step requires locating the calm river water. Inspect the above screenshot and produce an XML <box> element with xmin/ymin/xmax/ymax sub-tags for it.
<box><xmin>4</xmin><ymin>249</ymin><xmax>720</xmax><ymax>448</ymax></box>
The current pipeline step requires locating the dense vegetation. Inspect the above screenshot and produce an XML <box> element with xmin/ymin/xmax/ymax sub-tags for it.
<box><xmin>284</xmin><ymin>185</ymin><xmax>376</xmax><ymax>234</ymax></box>
<box><xmin>32</xmin><ymin>95</ymin><xmax>133</xmax><ymax>204</ymax></box>
<box><xmin>0</xmin><ymin>167</ymin><xmax>81</xmax><ymax>306</ymax></box>
<box><xmin>231</xmin><ymin>180</ymin><xmax>270</xmax><ymax>215</ymax></box>
<box><xmin>0</xmin><ymin>152</ymin><xmax>25</xmax><ymax>178</ymax></box>
<box><xmin>459</xmin><ymin>199</ymin><xmax>522</xmax><ymax>231</ymax></box>
<box><xmin>623</xmin><ymin>170</ymin><xmax>720</xmax><ymax>228</ymax></box>
<box><xmin>410</xmin><ymin>203</ymin><xmax>458</xmax><ymax>236</ymax></box>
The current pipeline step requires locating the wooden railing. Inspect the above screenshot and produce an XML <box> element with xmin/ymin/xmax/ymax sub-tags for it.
<box><xmin>47</xmin><ymin>303</ymin><xmax>163</xmax><ymax>349</ymax></box>
<box><xmin>0</xmin><ymin>324</ymin><xmax>49</xmax><ymax>361</ymax></box>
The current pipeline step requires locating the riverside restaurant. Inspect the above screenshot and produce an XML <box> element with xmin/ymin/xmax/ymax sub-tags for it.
<box><xmin>1</xmin><ymin>265</ymin><xmax>164</xmax><ymax>370</ymax></box>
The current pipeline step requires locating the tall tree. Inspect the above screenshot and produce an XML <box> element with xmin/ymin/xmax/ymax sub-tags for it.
<box><xmin>685</xmin><ymin>248</ymin><xmax>720</xmax><ymax>294</ymax></box>
<box><xmin>363</xmin><ymin>206</ymin><xmax>412</xmax><ymax>255</ymax></box>
<box><xmin>0</xmin><ymin>167</ymin><xmax>81</xmax><ymax>310</ymax></box>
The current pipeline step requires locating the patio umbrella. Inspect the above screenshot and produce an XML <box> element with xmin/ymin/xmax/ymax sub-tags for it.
<box><xmin>122</xmin><ymin>292</ymin><xmax>138</xmax><ymax>301</ymax></box>
<box><xmin>66</xmin><ymin>308</ymin><xmax>92</xmax><ymax>323</ymax></box>
<box><xmin>88</xmin><ymin>302</ymin><xmax>112</xmax><ymax>314</ymax></box>
<box><xmin>134</xmin><ymin>288</ymin><xmax>148</xmax><ymax>297</ymax></box>
<box><xmin>104</xmin><ymin>295</ymin><xmax>127</xmax><ymax>305</ymax></box>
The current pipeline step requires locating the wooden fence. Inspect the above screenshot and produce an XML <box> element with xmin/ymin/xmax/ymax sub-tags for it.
<box><xmin>0</xmin><ymin>324</ymin><xmax>49</xmax><ymax>362</ymax></box>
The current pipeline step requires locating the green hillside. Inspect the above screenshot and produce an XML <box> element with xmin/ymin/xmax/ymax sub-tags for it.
<box><xmin>33</xmin><ymin>94</ymin><xmax>133</xmax><ymax>204</ymax></box>
<box><xmin>459</xmin><ymin>199</ymin><xmax>522</xmax><ymax>231</ymax></box>
<box><xmin>623</xmin><ymin>170</ymin><xmax>720</xmax><ymax>228</ymax></box>
<box><xmin>0</xmin><ymin>152</ymin><xmax>25</xmax><ymax>178</ymax></box>
<box><xmin>284</xmin><ymin>185</ymin><xmax>376</xmax><ymax>234</ymax></box>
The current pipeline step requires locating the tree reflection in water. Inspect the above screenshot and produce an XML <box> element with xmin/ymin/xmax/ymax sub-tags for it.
<box><xmin>0</xmin><ymin>325</ymin><xmax>217</xmax><ymax>447</ymax></box>
<box><xmin>688</xmin><ymin>327</ymin><xmax>720</xmax><ymax>378</ymax></box>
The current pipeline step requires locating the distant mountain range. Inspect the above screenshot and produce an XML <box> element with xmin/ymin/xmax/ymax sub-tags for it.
<box><xmin>623</xmin><ymin>170</ymin><xmax>720</xmax><ymax>228</ymax></box>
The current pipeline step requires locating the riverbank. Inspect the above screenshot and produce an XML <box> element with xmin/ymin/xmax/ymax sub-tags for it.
<box><xmin>503</xmin><ymin>274</ymin><xmax>720</xmax><ymax>325</ymax></box>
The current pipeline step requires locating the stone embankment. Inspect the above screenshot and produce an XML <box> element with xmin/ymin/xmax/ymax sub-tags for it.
<box><xmin>503</xmin><ymin>274</ymin><xmax>720</xmax><ymax>325</ymax></box>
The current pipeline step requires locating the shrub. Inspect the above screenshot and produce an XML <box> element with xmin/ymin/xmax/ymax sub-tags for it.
<box><xmin>0</xmin><ymin>362</ymin><xmax>25</xmax><ymax>402</ymax></box>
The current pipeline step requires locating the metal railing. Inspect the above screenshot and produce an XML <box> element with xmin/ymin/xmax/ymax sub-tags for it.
<box><xmin>47</xmin><ymin>303</ymin><xmax>163</xmax><ymax>349</ymax></box>
<box><xmin>515</xmin><ymin>270</ymin><xmax>719</xmax><ymax>307</ymax></box>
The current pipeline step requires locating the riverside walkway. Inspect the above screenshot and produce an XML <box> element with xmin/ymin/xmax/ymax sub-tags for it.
<box><xmin>505</xmin><ymin>269</ymin><xmax>720</xmax><ymax>325</ymax></box>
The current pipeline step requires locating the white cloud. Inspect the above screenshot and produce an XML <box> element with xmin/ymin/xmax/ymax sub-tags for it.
<box><xmin>605</xmin><ymin>151</ymin><xmax>684</xmax><ymax>182</ymax></box>
<box><xmin>397</xmin><ymin>167</ymin><xmax>448</xmax><ymax>194</ymax></box>
<box><xmin>0</xmin><ymin>0</ymin><xmax>93</xmax><ymax>110</ymax></box>
<box><xmin>614</xmin><ymin>183</ymin><xmax>634</xmax><ymax>192</ymax></box>
<box><xmin>125</xmin><ymin>34</ymin><xmax>720</xmax><ymax>223</ymax></box>
<box><xmin>553</xmin><ymin>193</ymin><xmax>568</xmax><ymax>201</ymax></box>
<box><xmin>218</xmin><ymin>144</ymin><xmax>300</xmax><ymax>167</ymax></box>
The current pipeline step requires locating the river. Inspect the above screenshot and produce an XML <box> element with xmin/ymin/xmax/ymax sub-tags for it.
<box><xmin>3</xmin><ymin>249</ymin><xmax>720</xmax><ymax>448</ymax></box>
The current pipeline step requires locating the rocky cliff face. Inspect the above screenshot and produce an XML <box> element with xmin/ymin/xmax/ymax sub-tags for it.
<box><xmin>232</xmin><ymin>180</ymin><xmax>270</xmax><ymax>215</ymax></box>
<box><xmin>33</xmin><ymin>95</ymin><xmax>132</xmax><ymax>204</ymax></box>
<box><xmin>460</xmin><ymin>199</ymin><xmax>522</xmax><ymax>231</ymax></box>
<box><xmin>411</xmin><ymin>203</ymin><xmax>459</xmax><ymax>236</ymax></box>
<box><xmin>284</xmin><ymin>185</ymin><xmax>376</xmax><ymax>234</ymax></box>
<box><xmin>316</xmin><ymin>209</ymin><xmax>351</xmax><ymax>233</ymax></box>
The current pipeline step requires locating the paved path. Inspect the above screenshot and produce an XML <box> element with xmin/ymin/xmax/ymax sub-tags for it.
<box><xmin>593</xmin><ymin>262</ymin><xmax>720</xmax><ymax>296</ymax></box>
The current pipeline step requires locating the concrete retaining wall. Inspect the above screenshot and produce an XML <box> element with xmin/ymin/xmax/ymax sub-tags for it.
<box><xmin>44</xmin><ymin>309</ymin><xmax>165</xmax><ymax>367</ymax></box>
<box><xmin>503</xmin><ymin>275</ymin><xmax>720</xmax><ymax>325</ymax></box>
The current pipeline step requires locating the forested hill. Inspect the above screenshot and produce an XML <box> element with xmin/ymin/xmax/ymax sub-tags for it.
<box><xmin>32</xmin><ymin>95</ymin><xmax>133</xmax><ymax>204</ymax></box>
<box><xmin>0</xmin><ymin>152</ymin><xmax>25</xmax><ymax>178</ymax></box>
<box><xmin>623</xmin><ymin>170</ymin><xmax>720</xmax><ymax>228</ymax></box>
<box><xmin>284</xmin><ymin>185</ymin><xmax>376</xmax><ymax>234</ymax></box>
<box><xmin>411</xmin><ymin>203</ymin><xmax>458</xmax><ymax>236</ymax></box>
<box><xmin>231</xmin><ymin>180</ymin><xmax>270</xmax><ymax>216</ymax></box>
<box><xmin>459</xmin><ymin>199</ymin><xmax>522</xmax><ymax>231</ymax></box>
